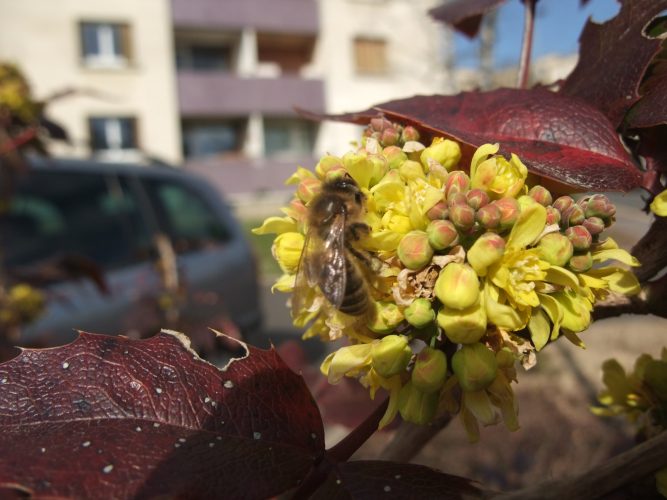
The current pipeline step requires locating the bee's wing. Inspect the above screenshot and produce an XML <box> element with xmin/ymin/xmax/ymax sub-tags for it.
<box><xmin>292</xmin><ymin>230</ymin><xmax>318</xmax><ymax>316</ymax></box>
<box><xmin>317</xmin><ymin>212</ymin><xmax>347</xmax><ymax>309</ymax></box>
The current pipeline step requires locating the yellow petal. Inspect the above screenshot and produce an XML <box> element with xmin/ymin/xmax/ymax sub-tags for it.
<box><xmin>343</xmin><ymin>151</ymin><xmax>373</xmax><ymax>189</ymax></box>
<box><xmin>285</xmin><ymin>166</ymin><xmax>316</xmax><ymax>185</ymax></box>
<box><xmin>484</xmin><ymin>282</ymin><xmax>528</xmax><ymax>331</ymax></box>
<box><xmin>252</xmin><ymin>216</ymin><xmax>297</xmax><ymax>235</ymax></box>
<box><xmin>591</xmin><ymin>248</ymin><xmax>640</xmax><ymax>267</ymax></box>
<box><xmin>378</xmin><ymin>375</ymin><xmax>403</xmax><ymax>429</ymax></box>
<box><xmin>528</xmin><ymin>308</ymin><xmax>550</xmax><ymax>351</ymax></box>
<box><xmin>554</xmin><ymin>290</ymin><xmax>591</xmax><ymax>334</ymax></box>
<box><xmin>470</xmin><ymin>143</ymin><xmax>500</xmax><ymax>180</ymax></box>
<box><xmin>271</xmin><ymin>273</ymin><xmax>295</xmax><ymax>293</ymax></box>
<box><xmin>507</xmin><ymin>198</ymin><xmax>547</xmax><ymax>250</ymax></box>
<box><xmin>544</xmin><ymin>266</ymin><xmax>582</xmax><ymax>293</ymax></box>
<box><xmin>537</xmin><ymin>292</ymin><xmax>563</xmax><ymax>340</ymax></box>
<box><xmin>322</xmin><ymin>344</ymin><xmax>373</xmax><ymax>384</ymax></box>
<box><xmin>585</xmin><ymin>267</ymin><xmax>641</xmax><ymax>296</ymax></box>
<box><xmin>650</xmin><ymin>189</ymin><xmax>667</xmax><ymax>216</ymax></box>
<box><xmin>463</xmin><ymin>389</ymin><xmax>498</xmax><ymax>426</ymax></box>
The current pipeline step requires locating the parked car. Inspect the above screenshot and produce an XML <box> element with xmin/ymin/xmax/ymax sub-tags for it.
<box><xmin>0</xmin><ymin>156</ymin><xmax>262</xmax><ymax>352</ymax></box>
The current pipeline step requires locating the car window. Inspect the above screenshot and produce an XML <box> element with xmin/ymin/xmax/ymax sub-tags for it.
<box><xmin>142</xmin><ymin>178</ymin><xmax>231</xmax><ymax>254</ymax></box>
<box><xmin>1</xmin><ymin>170</ymin><xmax>153</xmax><ymax>272</ymax></box>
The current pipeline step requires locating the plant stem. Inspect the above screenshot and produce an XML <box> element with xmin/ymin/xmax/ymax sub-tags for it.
<box><xmin>379</xmin><ymin>414</ymin><xmax>453</xmax><ymax>462</ymax></box>
<box><xmin>327</xmin><ymin>397</ymin><xmax>389</xmax><ymax>462</ymax></box>
<box><xmin>517</xmin><ymin>0</ymin><xmax>537</xmax><ymax>89</ymax></box>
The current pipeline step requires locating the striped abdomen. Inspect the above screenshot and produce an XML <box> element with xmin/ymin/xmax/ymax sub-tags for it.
<box><xmin>339</xmin><ymin>257</ymin><xmax>369</xmax><ymax>316</ymax></box>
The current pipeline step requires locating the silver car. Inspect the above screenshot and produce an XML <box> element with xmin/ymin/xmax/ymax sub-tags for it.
<box><xmin>1</xmin><ymin>157</ymin><xmax>262</xmax><ymax>353</ymax></box>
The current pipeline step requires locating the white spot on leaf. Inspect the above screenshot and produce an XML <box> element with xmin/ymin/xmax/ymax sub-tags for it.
<box><xmin>223</xmin><ymin>380</ymin><xmax>234</xmax><ymax>389</ymax></box>
<box><xmin>135</xmin><ymin>426</ymin><xmax>142</xmax><ymax>432</ymax></box>
<box><xmin>253</xmin><ymin>432</ymin><xmax>261</xmax><ymax>440</ymax></box>
<box><xmin>62</xmin><ymin>362</ymin><xmax>69</xmax><ymax>369</ymax></box>
<box><xmin>384</xmin><ymin>485</ymin><xmax>391</xmax><ymax>492</ymax></box>
<box><xmin>82</xmin><ymin>441</ymin><xmax>91</xmax><ymax>447</ymax></box>
<box><xmin>103</xmin><ymin>465</ymin><xmax>114</xmax><ymax>474</ymax></box>
<box><xmin>155</xmin><ymin>388</ymin><xmax>163</xmax><ymax>394</ymax></box>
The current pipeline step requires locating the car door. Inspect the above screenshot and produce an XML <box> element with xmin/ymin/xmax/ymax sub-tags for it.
<box><xmin>4</xmin><ymin>168</ymin><xmax>162</xmax><ymax>347</ymax></box>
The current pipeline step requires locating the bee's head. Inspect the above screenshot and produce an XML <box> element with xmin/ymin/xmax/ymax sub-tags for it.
<box><xmin>323</xmin><ymin>175</ymin><xmax>364</xmax><ymax>206</ymax></box>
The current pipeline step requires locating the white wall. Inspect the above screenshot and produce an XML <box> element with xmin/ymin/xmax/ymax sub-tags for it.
<box><xmin>0</xmin><ymin>0</ymin><xmax>182</xmax><ymax>164</ymax></box>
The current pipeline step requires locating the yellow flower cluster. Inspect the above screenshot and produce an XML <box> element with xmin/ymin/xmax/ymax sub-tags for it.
<box><xmin>254</xmin><ymin>123</ymin><xmax>640</xmax><ymax>439</ymax></box>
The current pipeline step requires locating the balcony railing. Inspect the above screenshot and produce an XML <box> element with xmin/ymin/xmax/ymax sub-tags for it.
<box><xmin>171</xmin><ymin>0</ymin><xmax>318</xmax><ymax>34</ymax></box>
<box><xmin>177</xmin><ymin>71</ymin><xmax>325</xmax><ymax>116</ymax></box>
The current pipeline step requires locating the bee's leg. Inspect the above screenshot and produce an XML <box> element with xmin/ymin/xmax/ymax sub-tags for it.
<box><xmin>347</xmin><ymin>222</ymin><xmax>370</xmax><ymax>242</ymax></box>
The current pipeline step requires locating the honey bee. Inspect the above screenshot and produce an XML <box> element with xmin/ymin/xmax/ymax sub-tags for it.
<box><xmin>292</xmin><ymin>175</ymin><xmax>375</xmax><ymax>317</ymax></box>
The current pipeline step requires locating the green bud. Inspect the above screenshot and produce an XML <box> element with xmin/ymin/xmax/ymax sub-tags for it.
<box><xmin>435</xmin><ymin>262</ymin><xmax>480</xmax><ymax>310</ymax></box>
<box><xmin>368</xmin><ymin>301</ymin><xmax>404</xmax><ymax>334</ymax></box>
<box><xmin>644</xmin><ymin>360</ymin><xmax>667</xmax><ymax>400</ymax></box>
<box><xmin>426</xmin><ymin>201</ymin><xmax>449</xmax><ymax>221</ymax></box>
<box><xmin>405</xmin><ymin>298</ymin><xmax>436</xmax><ymax>328</ymax></box>
<box><xmin>315</xmin><ymin>155</ymin><xmax>343</xmax><ymax>179</ymax></box>
<box><xmin>398</xmin><ymin>230</ymin><xmax>434</xmax><ymax>270</ymax></box>
<box><xmin>562</xmin><ymin>204</ymin><xmax>585</xmax><ymax>227</ymax></box>
<box><xmin>568</xmin><ymin>252</ymin><xmax>593</xmax><ymax>273</ymax></box>
<box><xmin>412</xmin><ymin>347</ymin><xmax>448</xmax><ymax>393</ymax></box>
<box><xmin>583</xmin><ymin>216</ymin><xmax>605</xmax><ymax>236</ymax></box>
<box><xmin>426</xmin><ymin>220</ymin><xmax>458</xmax><ymax>250</ymax></box>
<box><xmin>383</xmin><ymin>146</ymin><xmax>407</xmax><ymax>169</ymax></box>
<box><xmin>528</xmin><ymin>185</ymin><xmax>553</xmax><ymax>206</ymax></box>
<box><xmin>445</xmin><ymin>171</ymin><xmax>471</xmax><ymax>199</ymax></box>
<box><xmin>437</xmin><ymin>301</ymin><xmax>487</xmax><ymax>344</ymax></box>
<box><xmin>401</xmin><ymin>126</ymin><xmax>420</xmax><ymax>143</ymax></box>
<box><xmin>420</xmin><ymin>139</ymin><xmax>461</xmax><ymax>171</ymax></box>
<box><xmin>452</xmin><ymin>343</ymin><xmax>498</xmax><ymax>392</ymax></box>
<box><xmin>398</xmin><ymin>381</ymin><xmax>439</xmax><ymax>425</ymax></box>
<box><xmin>325</xmin><ymin>165</ymin><xmax>348</xmax><ymax>182</ymax></box>
<box><xmin>380</xmin><ymin>127</ymin><xmax>400</xmax><ymax>147</ymax></box>
<box><xmin>476</xmin><ymin>203</ymin><xmax>501</xmax><ymax>229</ymax></box>
<box><xmin>584</xmin><ymin>194</ymin><xmax>615</xmax><ymax>219</ymax></box>
<box><xmin>449</xmin><ymin>203</ymin><xmax>476</xmax><ymax>230</ymax></box>
<box><xmin>466</xmin><ymin>189</ymin><xmax>490</xmax><ymax>210</ymax></box>
<box><xmin>371</xmin><ymin>334</ymin><xmax>412</xmax><ymax>377</ymax></box>
<box><xmin>297</xmin><ymin>177</ymin><xmax>322</xmax><ymax>203</ymax></box>
<box><xmin>467</xmin><ymin>232</ymin><xmax>506</xmax><ymax>276</ymax></box>
<box><xmin>496</xmin><ymin>348</ymin><xmax>516</xmax><ymax>369</ymax></box>
<box><xmin>538</xmin><ymin>233</ymin><xmax>574</xmax><ymax>266</ymax></box>
<box><xmin>494</xmin><ymin>198</ymin><xmax>520</xmax><ymax>230</ymax></box>
<box><xmin>565</xmin><ymin>225</ymin><xmax>592</xmax><ymax>251</ymax></box>
<box><xmin>546</xmin><ymin>206</ymin><xmax>561</xmax><ymax>226</ymax></box>
<box><xmin>399</xmin><ymin>159</ymin><xmax>426</xmax><ymax>181</ymax></box>
<box><xmin>368</xmin><ymin>155</ymin><xmax>389</xmax><ymax>186</ymax></box>
<box><xmin>553</xmin><ymin>195</ymin><xmax>575</xmax><ymax>213</ymax></box>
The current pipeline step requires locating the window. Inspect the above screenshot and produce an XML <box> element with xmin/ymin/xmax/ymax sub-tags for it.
<box><xmin>143</xmin><ymin>180</ymin><xmax>231</xmax><ymax>254</ymax></box>
<box><xmin>257</xmin><ymin>33</ymin><xmax>315</xmax><ymax>74</ymax></box>
<box><xmin>176</xmin><ymin>44</ymin><xmax>232</xmax><ymax>71</ymax></box>
<box><xmin>264</xmin><ymin>118</ymin><xmax>317</xmax><ymax>159</ymax></box>
<box><xmin>89</xmin><ymin>117</ymin><xmax>138</xmax><ymax>154</ymax></box>
<box><xmin>182</xmin><ymin>119</ymin><xmax>244</xmax><ymax>159</ymax></box>
<box><xmin>353</xmin><ymin>37</ymin><xmax>388</xmax><ymax>75</ymax></box>
<box><xmin>1</xmin><ymin>171</ymin><xmax>152</xmax><ymax>272</ymax></box>
<box><xmin>80</xmin><ymin>22</ymin><xmax>131</xmax><ymax>68</ymax></box>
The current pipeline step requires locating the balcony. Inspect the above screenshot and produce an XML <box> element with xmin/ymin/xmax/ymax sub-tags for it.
<box><xmin>176</xmin><ymin>72</ymin><xmax>325</xmax><ymax>116</ymax></box>
<box><xmin>171</xmin><ymin>0</ymin><xmax>319</xmax><ymax>34</ymax></box>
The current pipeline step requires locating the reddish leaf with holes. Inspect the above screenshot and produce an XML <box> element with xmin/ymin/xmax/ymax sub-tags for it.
<box><xmin>0</xmin><ymin>331</ymin><xmax>325</xmax><ymax>498</ymax></box>
<box><xmin>429</xmin><ymin>0</ymin><xmax>507</xmax><ymax>38</ymax></box>
<box><xmin>310</xmin><ymin>461</ymin><xmax>483</xmax><ymax>499</ymax></box>
<box><xmin>301</xmin><ymin>88</ymin><xmax>642</xmax><ymax>192</ymax></box>
<box><xmin>559</xmin><ymin>0</ymin><xmax>667</xmax><ymax>128</ymax></box>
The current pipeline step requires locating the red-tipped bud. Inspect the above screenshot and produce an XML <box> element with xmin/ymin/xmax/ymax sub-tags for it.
<box><xmin>553</xmin><ymin>195</ymin><xmax>575</xmax><ymax>213</ymax></box>
<box><xmin>380</xmin><ymin>127</ymin><xmax>400</xmax><ymax>147</ymax></box>
<box><xmin>401</xmin><ymin>126</ymin><xmax>420</xmax><ymax>143</ymax></box>
<box><xmin>383</xmin><ymin>145</ymin><xmax>408</xmax><ymax>170</ymax></box>
<box><xmin>583</xmin><ymin>216</ymin><xmax>605</xmax><ymax>236</ymax></box>
<box><xmin>565</xmin><ymin>225</ymin><xmax>592</xmax><ymax>251</ymax></box>
<box><xmin>562</xmin><ymin>204</ymin><xmax>585</xmax><ymax>227</ymax></box>
<box><xmin>584</xmin><ymin>194</ymin><xmax>616</xmax><ymax>219</ymax></box>
<box><xmin>297</xmin><ymin>177</ymin><xmax>322</xmax><ymax>203</ymax></box>
<box><xmin>426</xmin><ymin>201</ymin><xmax>449</xmax><ymax>221</ymax></box>
<box><xmin>546</xmin><ymin>206</ymin><xmax>561</xmax><ymax>226</ymax></box>
<box><xmin>447</xmin><ymin>192</ymin><xmax>468</xmax><ymax>208</ymax></box>
<box><xmin>398</xmin><ymin>230</ymin><xmax>434</xmax><ymax>270</ymax></box>
<box><xmin>412</xmin><ymin>347</ymin><xmax>448</xmax><ymax>393</ymax></box>
<box><xmin>494</xmin><ymin>198</ymin><xmax>520</xmax><ymax>230</ymax></box>
<box><xmin>449</xmin><ymin>203</ymin><xmax>476</xmax><ymax>230</ymax></box>
<box><xmin>427</xmin><ymin>220</ymin><xmax>458</xmax><ymax>250</ymax></box>
<box><xmin>538</xmin><ymin>233</ymin><xmax>573</xmax><ymax>266</ymax></box>
<box><xmin>528</xmin><ymin>185</ymin><xmax>553</xmax><ymax>206</ymax></box>
<box><xmin>568</xmin><ymin>252</ymin><xmax>593</xmax><ymax>273</ymax></box>
<box><xmin>476</xmin><ymin>203</ymin><xmax>501</xmax><ymax>229</ymax></box>
<box><xmin>466</xmin><ymin>189</ymin><xmax>490</xmax><ymax>210</ymax></box>
<box><xmin>445</xmin><ymin>171</ymin><xmax>471</xmax><ymax>199</ymax></box>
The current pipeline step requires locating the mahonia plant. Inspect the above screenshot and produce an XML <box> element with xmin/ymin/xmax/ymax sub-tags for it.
<box><xmin>254</xmin><ymin>118</ymin><xmax>641</xmax><ymax>441</ymax></box>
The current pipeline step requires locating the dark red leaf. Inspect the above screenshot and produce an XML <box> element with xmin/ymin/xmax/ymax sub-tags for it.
<box><xmin>0</xmin><ymin>331</ymin><xmax>324</xmax><ymax>498</ymax></box>
<box><xmin>301</xmin><ymin>88</ymin><xmax>642</xmax><ymax>192</ymax></box>
<box><xmin>429</xmin><ymin>0</ymin><xmax>507</xmax><ymax>38</ymax></box>
<box><xmin>311</xmin><ymin>461</ymin><xmax>483</xmax><ymax>499</ymax></box>
<box><xmin>626</xmin><ymin>77</ymin><xmax>667</xmax><ymax>129</ymax></box>
<box><xmin>559</xmin><ymin>0</ymin><xmax>667</xmax><ymax>128</ymax></box>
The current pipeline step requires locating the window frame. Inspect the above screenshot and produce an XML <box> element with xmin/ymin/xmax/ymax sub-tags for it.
<box><xmin>79</xmin><ymin>21</ymin><xmax>132</xmax><ymax>69</ymax></box>
<box><xmin>352</xmin><ymin>36</ymin><xmax>389</xmax><ymax>76</ymax></box>
<box><xmin>88</xmin><ymin>115</ymin><xmax>140</xmax><ymax>157</ymax></box>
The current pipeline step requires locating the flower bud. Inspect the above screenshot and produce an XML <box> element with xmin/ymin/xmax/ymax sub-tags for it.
<box><xmin>466</xmin><ymin>189</ymin><xmax>490</xmax><ymax>210</ymax></box>
<box><xmin>401</xmin><ymin>126</ymin><xmax>420</xmax><ymax>143</ymax></box>
<box><xmin>427</xmin><ymin>220</ymin><xmax>458</xmax><ymax>250</ymax></box>
<box><xmin>546</xmin><ymin>206</ymin><xmax>561</xmax><ymax>226</ymax></box>
<box><xmin>412</xmin><ymin>347</ymin><xmax>448</xmax><ymax>393</ymax></box>
<box><xmin>370</xmin><ymin>116</ymin><xmax>390</xmax><ymax>132</ymax></box>
<box><xmin>405</xmin><ymin>298</ymin><xmax>436</xmax><ymax>328</ymax></box>
<box><xmin>476</xmin><ymin>203</ymin><xmax>501</xmax><ymax>229</ymax></box>
<box><xmin>426</xmin><ymin>202</ymin><xmax>449</xmax><ymax>221</ymax></box>
<box><xmin>568</xmin><ymin>252</ymin><xmax>593</xmax><ymax>273</ymax></box>
<box><xmin>420</xmin><ymin>139</ymin><xmax>461</xmax><ymax>171</ymax></box>
<box><xmin>583</xmin><ymin>216</ymin><xmax>605</xmax><ymax>236</ymax></box>
<box><xmin>528</xmin><ymin>185</ymin><xmax>553</xmax><ymax>206</ymax></box>
<box><xmin>398</xmin><ymin>381</ymin><xmax>439</xmax><ymax>425</ymax></box>
<box><xmin>467</xmin><ymin>232</ymin><xmax>506</xmax><ymax>276</ymax></box>
<box><xmin>368</xmin><ymin>155</ymin><xmax>389</xmax><ymax>186</ymax></box>
<box><xmin>644</xmin><ymin>360</ymin><xmax>667</xmax><ymax>400</ymax></box>
<box><xmin>368</xmin><ymin>301</ymin><xmax>404</xmax><ymax>334</ymax></box>
<box><xmin>371</xmin><ymin>334</ymin><xmax>412</xmax><ymax>377</ymax></box>
<box><xmin>397</xmin><ymin>231</ymin><xmax>434</xmax><ymax>270</ymax></box>
<box><xmin>449</xmin><ymin>203</ymin><xmax>476</xmax><ymax>230</ymax></box>
<box><xmin>452</xmin><ymin>343</ymin><xmax>498</xmax><ymax>392</ymax></box>
<box><xmin>437</xmin><ymin>302</ymin><xmax>487</xmax><ymax>344</ymax></box>
<box><xmin>315</xmin><ymin>155</ymin><xmax>343</xmax><ymax>179</ymax></box>
<box><xmin>297</xmin><ymin>177</ymin><xmax>322</xmax><ymax>203</ymax></box>
<box><xmin>494</xmin><ymin>198</ymin><xmax>520</xmax><ymax>230</ymax></box>
<box><xmin>495</xmin><ymin>348</ymin><xmax>516</xmax><ymax>369</ymax></box>
<box><xmin>380</xmin><ymin>127</ymin><xmax>399</xmax><ymax>147</ymax></box>
<box><xmin>553</xmin><ymin>195</ymin><xmax>574</xmax><ymax>213</ymax></box>
<box><xmin>399</xmin><ymin>159</ymin><xmax>426</xmax><ymax>181</ymax></box>
<box><xmin>565</xmin><ymin>225</ymin><xmax>592</xmax><ymax>251</ymax></box>
<box><xmin>445</xmin><ymin>171</ymin><xmax>471</xmax><ymax>199</ymax></box>
<box><xmin>447</xmin><ymin>192</ymin><xmax>468</xmax><ymax>208</ymax></box>
<box><xmin>383</xmin><ymin>146</ymin><xmax>407</xmax><ymax>169</ymax></box>
<box><xmin>562</xmin><ymin>204</ymin><xmax>585</xmax><ymax>227</ymax></box>
<box><xmin>325</xmin><ymin>165</ymin><xmax>348</xmax><ymax>182</ymax></box>
<box><xmin>537</xmin><ymin>233</ymin><xmax>574</xmax><ymax>267</ymax></box>
<box><xmin>435</xmin><ymin>263</ymin><xmax>479</xmax><ymax>310</ymax></box>
<box><xmin>272</xmin><ymin>232</ymin><xmax>305</xmax><ymax>274</ymax></box>
<box><xmin>583</xmin><ymin>194</ymin><xmax>612</xmax><ymax>218</ymax></box>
